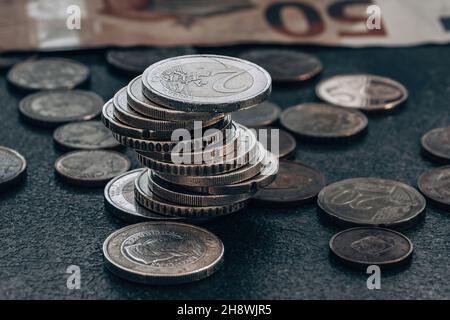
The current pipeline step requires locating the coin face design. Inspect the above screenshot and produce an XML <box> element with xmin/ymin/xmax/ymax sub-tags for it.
<box><xmin>329</xmin><ymin>227</ymin><xmax>413</xmax><ymax>268</ymax></box>
<box><xmin>232</xmin><ymin>101</ymin><xmax>281</xmax><ymax>127</ymax></box>
<box><xmin>0</xmin><ymin>146</ymin><xmax>27</xmax><ymax>190</ymax></box>
<box><xmin>252</xmin><ymin>160</ymin><xmax>326</xmax><ymax>205</ymax></box>
<box><xmin>103</xmin><ymin>222</ymin><xmax>224</xmax><ymax>284</ymax></box>
<box><xmin>316</xmin><ymin>74</ymin><xmax>408</xmax><ymax>111</ymax></box>
<box><xmin>19</xmin><ymin>90</ymin><xmax>104</xmax><ymax>127</ymax></box>
<box><xmin>318</xmin><ymin>178</ymin><xmax>426</xmax><ymax>228</ymax></box>
<box><xmin>239</xmin><ymin>49</ymin><xmax>322</xmax><ymax>82</ymax></box>
<box><xmin>421</xmin><ymin>127</ymin><xmax>450</xmax><ymax>161</ymax></box>
<box><xmin>418</xmin><ymin>166</ymin><xmax>450</xmax><ymax>207</ymax></box>
<box><xmin>280</xmin><ymin>103</ymin><xmax>368</xmax><ymax>139</ymax></box>
<box><xmin>7</xmin><ymin>58</ymin><xmax>89</xmax><ymax>90</ymax></box>
<box><xmin>54</xmin><ymin>121</ymin><xmax>120</xmax><ymax>150</ymax></box>
<box><xmin>55</xmin><ymin>150</ymin><xmax>131</xmax><ymax>187</ymax></box>
<box><xmin>142</xmin><ymin>55</ymin><xmax>271</xmax><ymax>112</ymax></box>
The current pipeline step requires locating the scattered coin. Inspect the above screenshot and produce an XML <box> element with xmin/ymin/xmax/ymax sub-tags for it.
<box><xmin>0</xmin><ymin>146</ymin><xmax>27</xmax><ymax>192</ymax></box>
<box><xmin>7</xmin><ymin>58</ymin><xmax>89</xmax><ymax>90</ymax></box>
<box><xmin>141</xmin><ymin>54</ymin><xmax>272</xmax><ymax>112</ymax></box>
<box><xmin>19</xmin><ymin>90</ymin><xmax>104</xmax><ymax>127</ymax></box>
<box><xmin>103</xmin><ymin>221</ymin><xmax>224</xmax><ymax>285</ymax></box>
<box><xmin>106</xmin><ymin>46</ymin><xmax>196</xmax><ymax>74</ymax></box>
<box><xmin>318</xmin><ymin>178</ymin><xmax>426</xmax><ymax>228</ymax></box>
<box><xmin>252</xmin><ymin>160</ymin><xmax>326</xmax><ymax>205</ymax></box>
<box><xmin>280</xmin><ymin>103</ymin><xmax>368</xmax><ymax>139</ymax></box>
<box><xmin>417</xmin><ymin>166</ymin><xmax>450</xmax><ymax>208</ymax></box>
<box><xmin>421</xmin><ymin>127</ymin><xmax>450</xmax><ymax>162</ymax></box>
<box><xmin>0</xmin><ymin>53</ymin><xmax>35</xmax><ymax>69</ymax></box>
<box><xmin>239</xmin><ymin>49</ymin><xmax>322</xmax><ymax>82</ymax></box>
<box><xmin>329</xmin><ymin>227</ymin><xmax>413</xmax><ymax>269</ymax></box>
<box><xmin>55</xmin><ymin>150</ymin><xmax>131</xmax><ymax>187</ymax></box>
<box><xmin>316</xmin><ymin>74</ymin><xmax>408</xmax><ymax>111</ymax></box>
<box><xmin>231</xmin><ymin>101</ymin><xmax>281</xmax><ymax>127</ymax></box>
<box><xmin>53</xmin><ymin>121</ymin><xmax>120</xmax><ymax>150</ymax></box>
<box><xmin>252</xmin><ymin>127</ymin><xmax>296</xmax><ymax>159</ymax></box>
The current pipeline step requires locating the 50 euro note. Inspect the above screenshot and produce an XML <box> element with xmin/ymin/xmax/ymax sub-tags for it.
<box><xmin>0</xmin><ymin>0</ymin><xmax>449</xmax><ymax>52</ymax></box>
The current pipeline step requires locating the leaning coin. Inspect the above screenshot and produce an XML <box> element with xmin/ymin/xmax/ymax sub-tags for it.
<box><xmin>55</xmin><ymin>150</ymin><xmax>131</xmax><ymax>187</ymax></box>
<box><xmin>280</xmin><ymin>103</ymin><xmax>368</xmax><ymax>140</ymax></box>
<box><xmin>103</xmin><ymin>221</ymin><xmax>224</xmax><ymax>285</ymax></box>
<box><xmin>106</xmin><ymin>46</ymin><xmax>196</xmax><ymax>74</ymax></box>
<box><xmin>7</xmin><ymin>58</ymin><xmax>89</xmax><ymax>90</ymax></box>
<box><xmin>418</xmin><ymin>166</ymin><xmax>450</xmax><ymax>208</ymax></box>
<box><xmin>142</xmin><ymin>54</ymin><xmax>271</xmax><ymax>112</ymax></box>
<box><xmin>316</xmin><ymin>74</ymin><xmax>408</xmax><ymax>112</ymax></box>
<box><xmin>53</xmin><ymin>121</ymin><xmax>120</xmax><ymax>150</ymax></box>
<box><xmin>231</xmin><ymin>101</ymin><xmax>281</xmax><ymax>127</ymax></box>
<box><xmin>252</xmin><ymin>160</ymin><xmax>326</xmax><ymax>206</ymax></box>
<box><xmin>318</xmin><ymin>178</ymin><xmax>426</xmax><ymax>229</ymax></box>
<box><xmin>421</xmin><ymin>127</ymin><xmax>450</xmax><ymax>162</ymax></box>
<box><xmin>0</xmin><ymin>146</ymin><xmax>27</xmax><ymax>192</ymax></box>
<box><xmin>329</xmin><ymin>227</ymin><xmax>413</xmax><ymax>269</ymax></box>
<box><xmin>252</xmin><ymin>126</ymin><xmax>296</xmax><ymax>159</ymax></box>
<box><xmin>19</xmin><ymin>90</ymin><xmax>103</xmax><ymax>127</ymax></box>
<box><xmin>239</xmin><ymin>49</ymin><xmax>322</xmax><ymax>82</ymax></box>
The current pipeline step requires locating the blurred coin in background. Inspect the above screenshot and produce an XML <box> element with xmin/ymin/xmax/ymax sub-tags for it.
<box><xmin>252</xmin><ymin>126</ymin><xmax>296</xmax><ymax>159</ymax></box>
<box><xmin>232</xmin><ymin>101</ymin><xmax>281</xmax><ymax>127</ymax></box>
<box><xmin>421</xmin><ymin>127</ymin><xmax>450</xmax><ymax>162</ymax></box>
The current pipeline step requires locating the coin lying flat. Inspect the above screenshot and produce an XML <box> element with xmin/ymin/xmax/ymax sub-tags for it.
<box><xmin>239</xmin><ymin>49</ymin><xmax>322</xmax><ymax>82</ymax></box>
<box><xmin>103</xmin><ymin>222</ymin><xmax>224</xmax><ymax>285</ymax></box>
<box><xmin>329</xmin><ymin>227</ymin><xmax>413</xmax><ymax>269</ymax></box>
<box><xmin>7</xmin><ymin>58</ymin><xmax>89</xmax><ymax>90</ymax></box>
<box><xmin>252</xmin><ymin>161</ymin><xmax>326</xmax><ymax>205</ymax></box>
<box><xmin>141</xmin><ymin>54</ymin><xmax>272</xmax><ymax>112</ymax></box>
<box><xmin>318</xmin><ymin>178</ymin><xmax>426</xmax><ymax>228</ymax></box>
<box><xmin>252</xmin><ymin>127</ymin><xmax>296</xmax><ymax>159</ymax></box>
<box><xmin>55</xmin><ymin>150</ymin><xmax>131</xmax><ymax>187</ymax></box>
<box><xmin>19</xmin><ymin>90</ymin><xmax>104</xmax><ymax>127</ymax></box>
<box><xmin>421</xmin><ymin>127</ymin><xmax>450</xmax><ymax>162</ymax></box>
<box><xmin>231</xmin><ymin>101</ymin><xmax>281</xmax><ymax>127</ymax></box>
<box><xmin>280</xmin><ymin>103</ymin><xmax>368</xmax><ymax>139</ymax></box>
<box><xmin>0</xmin><ymin>146</ymin><xmax>27</xmax><ymax>191</ymax></box>
<box><xmin>53</xmin><ymin>121</ymin><xmax>120</xmax><ymax>150</ymax></box>
<box><xmin>316</xmin><ymin>74</ymin><xmax>408</xmax><ymax>111</ymax></box>
<box><xmin>106</xmin><ymin>46</ymin><xmax>196</xmax><ymax>74</ymax></box>
<box><xmin>418</xmin><ymin>166</ymin><xmax>450</xmax><ymax>208</ymax></box>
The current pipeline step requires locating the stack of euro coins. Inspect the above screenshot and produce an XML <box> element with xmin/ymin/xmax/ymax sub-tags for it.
<box><xmin>102</xmin><ymin>54</ymin><xmax>278</xmax><ymax>220</ymax></box>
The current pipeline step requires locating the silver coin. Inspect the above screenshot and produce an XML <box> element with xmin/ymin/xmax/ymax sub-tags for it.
<box><xmin>103</xmin><ymin>221</ymin><xmax>224</xmax><ymax>285</ymax></box>
<box><xmin>318</xmin><ymin>178</ymin><xmax>426</xmax><ymax>228</ymax></box>
<box><xmin>231</xmin><ymin>101</ymin><xmax>281</xmax><ymax>127</ymax></box>
<box><xmin>7</xmin><ymin>58</ymin><xmax>89</xmax><ymax>90</ymax></box>
<box><xmin>19</xmin><ymin>90</ymin><xmax>104</xmax><ymax>127</ymax></box>
<box><xmin>0</xmin><ymin>146</ymin><xmax>27</xmax><ymax>191</ymax></box>
<box><xmin>141</xmin><ymin>54</ymin><xmax>272</xmax><ymax>112</ymax></box>
<box><xmin>421</xmin><ymin>127</ymin><xmax>450</xmax><ymax>162</ymax></box>
<box><xmin>280</xmin><ymin>103</ymin><xmax>368</xmax><ymax>139</ymax></box>
<box><xmin>55</xmin><ymin>150</ymin><xmax>131</xmax><ymax>187</ymax></box>
<box><xmin>53</xmin><ymin>121</ymin><xmax>120</xmax><ymax>150</ymax></box>
<box><xmin>316</xmin><ymin>74</ymin><xmax>408</xmax><ymax>111</ymax></box>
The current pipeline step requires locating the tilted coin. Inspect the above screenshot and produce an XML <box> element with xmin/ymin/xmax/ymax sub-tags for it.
<box><xmin>141</xmin><ymin>54</ymin><xmax>272</xmax><ymax>112</ymax></box>
<box><xmin>316</xmin><ymin>74</ymin><xmax>408</xmax><ymax>111</ymax></box>
<box><xmin>55</xmin><ymin>150</ymin><xmax>131</xmax><ymax>187</ymax></box>
<box><xmin>7</xmin><ymin>58</ymin><xmax>89</xmax><ymax>90</ymax></box>
<box><xmin>329</xmin><ymin>227</ymin><xmax>413</xmax><ymax>269</ymax></box>
<box><xmin>252</xmin><ymin>160</ymin><xmax>326</xmax><ymax>205</ymax></box>
<box><xmin>231</xmin><ymin>101</ymin><xmax>281</xmax><ymax>127</ymax></box>
<box><xmin>417</xmin><ymin>166</ymin><xmax>450</xmax><ymax>208</ymax></box>
<box><xmin>106</xmin><ymin>46</ymin><xmax>196</xmax><ymax>74</ymax></box>
<box><xmin>103</xmin><ymin>221</ymin><xmax>224</xmax><ymax>285</ymax></box>
<box><xmin>0</xmin><ymin>146</ymin><xmax>27</xmax><ymax>191</ymax></box>
<box><xmin>318</xmin><ymin>178</ymin><xmax>426</xmax><ymax>228</ymax></box>
<box><xmin>252</xmin><ymin>126</ymin><xmax>296</xmax><ymax>159</ymax></box>
<box><xmin>421</xmin><ymin>127</ymin><xmax>450</xmax><ymax>162</ymax></box>
<box><xmin>239</xmin><ymin>49</ymin><xmax>322</xmax><ymax>82</ymax></box>
<box><xmin>53</xmin><ymin>121</ymin><xmax>120</xmax><ymax>150</ymax></box>
<box><xmin>19</xmin><ymin>90</ymin><xmax>103</xmax><ymax>127</ymax></box>
<box><xmin>280</xmin><ymin>103</ymin><xmax>368</xmax><ymax>139</ymax></box>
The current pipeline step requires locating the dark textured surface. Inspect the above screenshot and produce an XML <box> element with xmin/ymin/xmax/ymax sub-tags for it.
<box><xmin>0</xmin><ymin>45</ymin><xmax>449</xmax><ymax>300</ymax></box>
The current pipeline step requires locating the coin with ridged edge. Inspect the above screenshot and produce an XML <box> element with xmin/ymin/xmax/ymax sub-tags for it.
<box><xmin>142</xmin><ymin>54</ymin><xmax>272</xmax><ymax>112</ymax></box>
<box><xmin>103</xmin><ymin>221</ymin><xmax>224</xmax><ymax>285</ymax></box>
<box><xmin>0</xmin><ymin>146</ymin><xmax>27</xmax><ymax>192</ymax></box>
